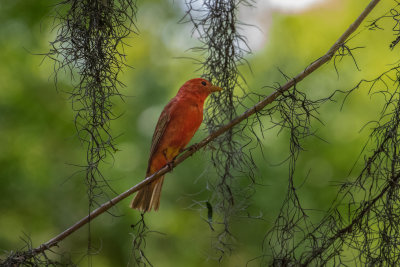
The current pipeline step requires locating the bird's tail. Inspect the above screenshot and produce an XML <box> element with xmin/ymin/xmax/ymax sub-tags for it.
<box><xmin>130</xmin><ymin>176</ymin><xmax>165</xmax><ymax>212</ymax></box>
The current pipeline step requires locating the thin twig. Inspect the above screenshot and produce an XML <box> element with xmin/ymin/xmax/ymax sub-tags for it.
<box><xmin>31</xmin><ymin>0</ymin><xmax>381</xmax><ymax>258</ymax></box>
<box><xmin>300</xmin><ymin>172</ymin><xmax>400</xmax><ymax>266</ymax></box>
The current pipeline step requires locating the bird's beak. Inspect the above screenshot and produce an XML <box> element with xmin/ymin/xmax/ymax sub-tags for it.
<box><xmin>210</xmin><ymin>85</ymin><xmax>223</xmax><ymax>92</ymax></box>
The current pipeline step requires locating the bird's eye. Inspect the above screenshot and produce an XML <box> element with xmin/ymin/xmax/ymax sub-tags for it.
<box><xmin>201</xmin><ymin>81</ymin><xmax>207</xmax><ymax>86</ymax></box>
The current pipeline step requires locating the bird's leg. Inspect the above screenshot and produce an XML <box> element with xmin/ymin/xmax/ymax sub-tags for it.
<box><xmin>162</xmin><ymin>149</ymin><xmax>175</xmax><ymax>171</ymax></box>
<box><xmin>166</xmin><ymin>161</ymin><xmax>175</xmax><ymax>171</ymax></box>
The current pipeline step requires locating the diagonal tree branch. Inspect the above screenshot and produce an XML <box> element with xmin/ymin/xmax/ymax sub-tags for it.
<box><xmin>27</xmin><ymin>0</ymin><xmax>381</xmax><ymax>259</ymax></box>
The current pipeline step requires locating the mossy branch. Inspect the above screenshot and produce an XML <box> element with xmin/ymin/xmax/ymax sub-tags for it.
<box><xmin>13</xmin><ymin>0</ymin><xmax>381</xmax><ymax>260</ymax></box>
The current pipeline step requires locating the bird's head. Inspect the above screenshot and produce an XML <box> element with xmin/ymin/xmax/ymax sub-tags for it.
<box><xmin>178</xmin><ymin>78</ymin><xmax>223</xmax><ymax>98</ymax></box>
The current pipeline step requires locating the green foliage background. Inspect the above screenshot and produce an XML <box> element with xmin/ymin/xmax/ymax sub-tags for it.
<box><xmin>0</xmin><ymin>0</ymin><xmax>396</xmax><ymax>266</ymax></box>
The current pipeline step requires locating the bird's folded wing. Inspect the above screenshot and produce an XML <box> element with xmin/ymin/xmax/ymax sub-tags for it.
<box><xmin>146</xmin><ymin>100</ymin><xmax>174</xmax><ymax>173</ymax></box>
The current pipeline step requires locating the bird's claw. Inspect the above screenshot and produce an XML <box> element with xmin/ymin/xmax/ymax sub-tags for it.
<box><xmin>181</xmin><ymin>143</ymin><xmax>200</xmax><ymax>153</ymax></box>
<box><xmin>166</xmin><ymin>160</ymin><xmax>175</xmax><ymax>171</ymax></box>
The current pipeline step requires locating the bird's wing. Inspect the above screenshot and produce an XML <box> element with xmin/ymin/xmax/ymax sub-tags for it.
<box><xmin>147</xmin><ymin>100</ymin><xmax>175</xmax><ymax>173</ymax></box>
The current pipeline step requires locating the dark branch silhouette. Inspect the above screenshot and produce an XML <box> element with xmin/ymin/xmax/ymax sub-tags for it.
<box><xmin>43</xmin><ymin>0</ymin><xmax>138</xmax><ymax>262</ymax></box>
<box><xmin>183</xmin><ymin>0</ymin><xmax>255</xmax><ymax>258</ymax></box>
<box><xmin>262</xmin><ymin>1</ymin><xmax>400</xmax><ymax>265</ymax></box>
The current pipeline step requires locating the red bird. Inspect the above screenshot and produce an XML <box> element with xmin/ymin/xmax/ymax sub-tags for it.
<box><xmin>130</xmin><ymin>78</ymin><xmax>222</xmax><ymax>212</ymax></box>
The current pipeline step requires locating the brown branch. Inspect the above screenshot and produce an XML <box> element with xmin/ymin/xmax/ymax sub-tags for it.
<box><xmin>30</xmin><ymin>0</ymin><xmax>381</xmax><ymax>258</ymax></box>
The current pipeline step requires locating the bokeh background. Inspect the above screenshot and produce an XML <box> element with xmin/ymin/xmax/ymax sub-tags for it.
<box><xmin>0</xmin><ymin>0</ymin><xmax>396</xmax><ymax>266</ymax></box>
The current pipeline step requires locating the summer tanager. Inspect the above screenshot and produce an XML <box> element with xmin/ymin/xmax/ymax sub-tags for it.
<box><xmin>130</xmin><ymin>78</ymin><xmax>222</xmax><ymax>212</ymax></box>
